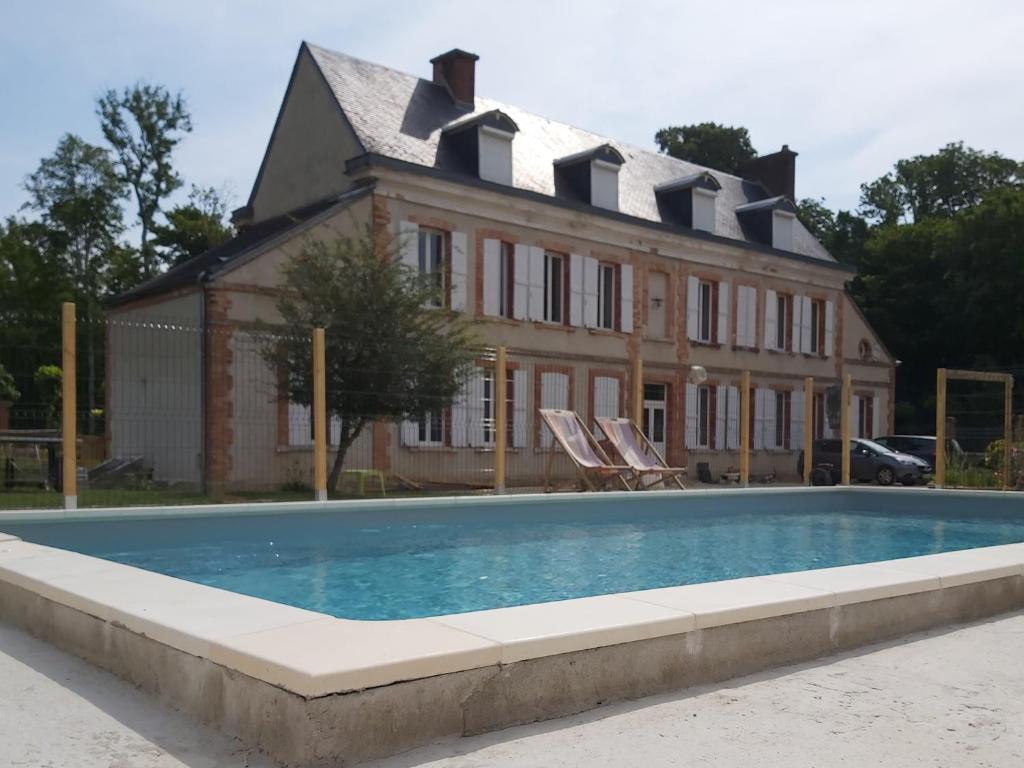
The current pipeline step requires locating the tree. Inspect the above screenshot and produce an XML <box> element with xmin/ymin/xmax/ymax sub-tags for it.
<box><xmin>654</xmin><ymin>122</ymin><xmax>757</xmax><ymax>174</ymax></box>
<box><xmin>97</xmin><ymin>83</ymin><xmax>193</xmax><ymax>278</ymax></box>
<box><xmin>0</xmin><ymin>363</ymin><xmax>19</xmax><ymax>404</ymax></box>
<box><xmin>859</xmin><ymin>142</ymin><xmax>1022</xmax><ymax>226</ymax></box>
<box><xmin>797</xmin><ymin>198</ymin><xmax>870</xmax><ymax>266</ymax></box>
<box><xmin>23</xmin><ymin>135</ymin><xmax>126</xmax><ymax>432</ymax></box>
<box><xmin>264</xmin><ymin>226</ymin><xmax>478</xmax><ymax>491</ymax></box>
<box><xmin>151</xmin><ymin>185</ymin><xmax>233</xmax><ymax>265</ymax></box>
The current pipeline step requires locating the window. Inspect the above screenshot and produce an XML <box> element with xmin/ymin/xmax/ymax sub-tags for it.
<box><xmin>774</xmin><ymin>391</ymin><xmax>790</xmax><ymax>448</ymax></box>
<box><xmin>809</xmin><ymin>299</ymin><xmax>826</xmax><ymax>355</ymax></box>
<box><xmin>499</xmin><ymin>243</ymin><xmax>515</xmax><ymax>319</ymax></box>
<box><xmin>776</xmin><ymin>293</ymin><xmax>792</xmax><ymax>351</ymax></box>
<box><xmin>418</xmin><ymin>229</ymin><xmax>447</xmax><ymax>307</ymax></box>
<box><xmin>543</xmin><ymin>252</ymin><xmax>565</xmax><ymax>323</ymax></box>
<box><xmin>597</xmin><ymin>263</ymin><xmax>617</xmax><ymax>330</ymax></box>
<box><xmin>418</xmin><ymin>411</ymin><xmax>444</xmax><ymax>446</ymax></box>
<box><xmin>813</xmin><ymin>392</ymin><xmax>826</xmax><ymax>440</ymax></box>
<box><xmin>697</xmin><ymin>385</ymin><xmax>711</xmax><ymax>449</ymax></box>
<box><xmin>482</xmin><ymin>367</ymin><xmax>515</xmax><ymax>445</ymax></box>
<box><xmin>858</xmin><ymin>397</ymin><xmax>874</xmax><ymax>439</ymax></box>
<box><xmin>539</xmin><ymin>370</ymin><xmax>570</xmax><ymax>448</ymax></box>
<box><xmin>698</xmin><ymin>281</ymin><xmax>713</xmax><ymax>342</ymax></box>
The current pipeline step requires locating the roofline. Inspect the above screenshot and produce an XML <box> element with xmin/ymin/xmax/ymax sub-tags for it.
<box><xmin>735</xmin><ymin>196</ymin><xmax>797</xmax><ymax>214</ymax></box>
<box><xmin>654</xmin><ymin>171</ymin><xmax>722</xmax><ymax>194</ymax></box>
<box><xmin>347</xmin><ymin>152</ymin><xmax>856</xmax><ymax>274</ymax></box>
<box><xmin>844</xmin><ymin>286</ymin><xmax>896</xmax><ymax>364</ymax></box>
<box><xmin>553</xmin><ymin>144</ymin><xmax>626</xmax><ymax>168</ymax></box>
<box><xmin>244</xmin><ymin>43</ymin><xmax>368</xmax><ymax>211</ymax></box>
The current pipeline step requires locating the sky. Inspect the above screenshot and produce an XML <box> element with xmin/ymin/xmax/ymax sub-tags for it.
<box><xmin>2</xmin><ymin>0</ymin><xmax>1023</xmax><ymax>225</ymax></box>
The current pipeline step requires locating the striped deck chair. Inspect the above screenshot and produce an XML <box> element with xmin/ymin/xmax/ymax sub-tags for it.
<box><xmin>596</xmin><ymin>417</ymin><xmax>687</xmax><ymax>490</ymax></box>
<box><xmin>539</xmin><ymin>409</ymin><xmax>632</xmax><ymax>492</ymax></box>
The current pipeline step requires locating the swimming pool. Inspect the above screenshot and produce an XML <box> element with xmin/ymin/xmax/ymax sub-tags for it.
<box><xmin>5</xmin><ymin>489</ymin><xmax>1024</xmax><ymax>619</ymax></box>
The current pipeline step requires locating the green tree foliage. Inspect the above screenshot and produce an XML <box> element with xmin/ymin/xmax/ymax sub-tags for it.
<box><xmin>264</xmin><ymin>226</ymin><xmax>478</xmax><ymax>491</ymax></box>
<box><xmin>33</xmin><ymin>365</ymin><xmax>63</xmax><ymax>428</ymax></box>
<box><xmin>654</xmin><ymin>122</ymin><xmax>757</xmax><ymax>174</ymax></box>
<box><xmin>797</xmin><ymin>198</ymin><xmax>870</xmax><ymax>266</ymax></box>
<box><xmin>859</xmin><ymin>142</ymin><xmax>1022</xmax><ymax>226</ymax></box>
<box><xmin>0</xmin><ymin>363</ymin><xmax>19</xmax><ymax>403</ymax></box>
<box><xmin>151</xmin><ymin>185</ymin><xmax>233</xmax><ymax>266</ymax></box>
<box><xmin>97</xmin><ymin>83</ymin><xmax>193</xmax><ymax>278</ymax></box>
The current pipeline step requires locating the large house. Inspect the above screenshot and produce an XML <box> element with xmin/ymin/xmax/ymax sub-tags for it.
<box><xmin>107</xmin><ymin>43</ymin><xmax>894</xmax><ymax>493</ymax></box>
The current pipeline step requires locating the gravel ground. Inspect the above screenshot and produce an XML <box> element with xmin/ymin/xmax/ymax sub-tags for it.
<box><xmin>2</xmin><ymin>612</ymin><xmax>1022</xmax><ymax>767</ymax></box>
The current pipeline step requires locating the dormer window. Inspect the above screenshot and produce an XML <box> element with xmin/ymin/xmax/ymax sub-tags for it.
<box><xmin>654</xmin><ymin>171</ymin><xmax>721</xmax><ymax>233</ymax></box>
<box><xmin>553</xmin><ymin>144</ymin><xmax>625</xmax><ymax>211</ymax></box>
<box><xmin>440</xmin><ymin>110</ymin><xmax>519</xmax><ymax>185</ymax></box>
<box><xmin>735</xmin><ymin>196</ymin><xmax>798</xmax><ymax>251</ymax></box>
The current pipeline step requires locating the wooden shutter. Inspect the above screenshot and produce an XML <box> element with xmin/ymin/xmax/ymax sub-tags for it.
<box><xmin>764</xmin><ymin>389</ymin><xmax>778</xmax><ymax>449</ymax></box>
<box><xmin>736</xmin><ymin>287</ymin><xmax>748</xmax><ymax>347</ymax></box>
<box><xmin>620</xmin><ymin>264</ymin><xmax>634</xmax><ymax>333</ymax></box>
<box><xmin>450</xmin><ymin>231</ymin><xmax>468</xmax><ymax>312</ymax></box>
<box><xmin>513</xmin><ymin>244</ymin><xmax>529</xmax><ymax>320</ymax></box>
<box><xmin>399</xmin><ymin>221</ymin><xmax>419</xmax><ymax>270</ymax></box>
<box><xmin>512</xmin><ymin>369</ymin><xmax>528</xmax><ymax>448</ymax></box>
<box><xmin>791</xmin><ymin>390</ymin><xmax>805</xmax><ymax>450</ymax></box>
<box><xmin>483</xmin><ymin>239</ymin><xmax>501</xmax><ymax>316</ymax></box>
<box><xmin>528</xmin><ymin>246</ymin><xmax>545</xmax><ymax>321</ymax></box>
<box><xmin>583</xmin><ymin>256</ymin><xmax>599</xmax><ymax>328</ymax></box>
<box><xmin>791</xmin><ymin>295</ymin><xmax>803</xmax><ymax>353</ymax></box>
<box><xmin>686</xmin><ymin>276</ymin><xmax>700</xmax><ymax>341</ymax></box>
<box><xmin>746</xmin><ymin>288</ymin><xmax>758</xmax><ymax>348</ymax></box>
<box><xmin>716</xmin><ymin>281</ymin><xmax>729</xmax><ymax>345</ymax></box>
<box><xmin>824</xmin><ymin>300</ymin><xmax>835</xmax><ymax>357</ymax></box>
<box><xmin>569</xmin><ymin>253</ymin><xmax>584</xmax><ymax>327</ymax></box>
<box><xmin>800</xmin><ymin>296</ymin><xmax>812</xmax><ymax>353</ymax></box>
<box><xmin>764</xmin><ymin>289</ymin><xmax>778</xmax><ymax>350</ymax></box>
<box><xmin>726</xmin><ymin>385</ymin><xmax>740</xmax><ymax>449</ymax></box>
<box><xmin>593</xmin><ymin>375</ymin><xmax>620</xmax><ymax>434</ymax></box>
<box><xmin>685</xmin><ymin>382</ymin><xmax>698</xmax><ymax>449</ymax></box>
<box><xmin>451</xmin><ymin>371</ymin><xmax>473</xmax><ymax>448</ymax></box>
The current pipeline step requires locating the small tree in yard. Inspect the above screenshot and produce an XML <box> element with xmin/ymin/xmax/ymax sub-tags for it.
<box><xmin>264</xmin><ymin>226</ymin><xmax>477</xmax><ymax>492</ymax></box>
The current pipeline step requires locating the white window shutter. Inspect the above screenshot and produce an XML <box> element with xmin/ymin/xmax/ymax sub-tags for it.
<box><xmin>593</xmin><ymin>375</ymin><xmax>620</xmax><ymax>434</ymax></box>
<box><xmin>399</xmin><ymin>221</ymin><xmax>419</xmax><ymax>270</ymax></box>
<box><xmin>288</xmin><ymin>403</ymin><xmax>312</xmax><ymax>446</ymax></box>
<box><xmin>726</xmin><ymin>385</ymin><xmax>740</xmax><ymax>449</ymax></box>
<box><xmin>686</xmin><ymin>276</ymin><xmax>700</xmax><ymax>341</ymax></box>
<box><xmin>764</xmin><ymin>289</ymin><xmax>777</xmax><ymax>350</ymax></box>
<box><xmin>872</xmin><ymin>395</ymin><xmax>882</xmax><ymax>439</ymax></box>
<box><xmin>685</xmin><ymin>382</ymin><xmax>698</xmax><ymax>449</ymax></box>
<box><xmin>753</xmin><ymin>388</ymin><xmax>766</xmax><ymax>450</ymax></box>
<box><xmin>764</xmin><ymin>389</ymin><xmax>778</xmax><ymax>449</ymax></box>
<box><xmin>569</xmin><ymin>253</ymin><xmax>584</xmax><ymax>327</ymax></box>
<box><xmin>715</xmin><ymin>385</ymin><xmax>726</xmax><ymax>450</ymax></box>
<box><xmin>717</xmin><ymin>281</ymin><xmax>729</xmax><ymax>345</ymax></box>
<box><xmin>451</xmin><ymin>374</ymin><xmax>471</xmax><ymax>448</ymax></box>
<box><xmin>512</xmin><ymin>369</ymin><xmax>528</xmax><ymax>448</ymax></box>
<box><xmin>791</xmin><ymin>391</ymin><xmax>805</xmax><ymax>450</ymax></box>
<box><xmin>528</xmin><ymin>246</ymin><xmax>545</xmax><ymax>321</ymax></box>
<box><xmin>513</xmin><ymin>244</ymin><xmax>529</xmax><ymax>320</ymax></box>
<box><xmin>466</xmin><ymin>369</ymin><xmax>486</xmax><ymax>447</ymax></box>
<box><xmin>824</xmin><ymin>300</ymin><xmax>835</xmax><ymax>357</ymax></box>
<box><xmin>620</xmin><ymin>264</ymin><xmax>634</xmax><ymax>334</ymax></box>
<box><xmin>483</xmin><ymin>239</ymin><xmax>501</xmax><ymax>316</ymax></box>
<box><xmin>401</xmin><ymin>420</ymin><xmax>419</xmax><ymax>447</ymax></box>
<box><xmin>583</xmin><ymin>256</ymin><xmax>599</xmax><ymax>328</ymax></box>
<box><xmin>450</xmin><ymin>231</ymin><xmax>468</xmax><ymax>312</ymax></box>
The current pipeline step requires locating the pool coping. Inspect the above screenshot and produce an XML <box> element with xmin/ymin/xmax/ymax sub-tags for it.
<box><xmin>1</xmin><ymin>486</ymin><xmax>1022</xmax><ymax>697</ymax></box>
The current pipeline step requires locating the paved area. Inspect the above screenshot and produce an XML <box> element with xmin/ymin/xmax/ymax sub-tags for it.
<box><xmin>1</xmin><ymin>613</ymin><xmax>1022</xmax><ymax>767</ymax></box>
<box><xmin>0</xmin><ymin>623</ymin><xmax>272</xmax><ymax>768</ymax></box>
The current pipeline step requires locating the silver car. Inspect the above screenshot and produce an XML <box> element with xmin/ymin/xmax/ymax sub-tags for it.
<box><xmin>798</xmin><ymin>438</ymin><xmax>932</xmax><ymax>486</ymax></box>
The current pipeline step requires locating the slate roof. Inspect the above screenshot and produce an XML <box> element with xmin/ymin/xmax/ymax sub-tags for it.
<box><xmin>108</xmin><ymin>189</ymin><xmax>369</xmax><ymax>307</ymax></box>
<box><xmin>306</xmin><ymin>43</ymin><xmax>835</xmax><ymax>264</ymax></box>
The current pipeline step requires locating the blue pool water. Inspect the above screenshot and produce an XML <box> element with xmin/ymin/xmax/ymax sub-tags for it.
<box><xmin>4</xmin><ymin>491</ymin><xmax>1024</xmax><ymax>619</ymax></box>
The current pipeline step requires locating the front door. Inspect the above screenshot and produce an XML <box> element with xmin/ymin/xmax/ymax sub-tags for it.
<box><xmin>642</xmin><ymin>383</ymin><xmax>667</xmax><ymax>458</ymax></box>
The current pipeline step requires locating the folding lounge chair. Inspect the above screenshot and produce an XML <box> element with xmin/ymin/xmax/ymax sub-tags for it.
<box><xmin>596</xmin><ymin>417</ymin><xmax>687</xmax><ymax>490</ymax></box>
<box><xmin>539</xmin><ymin>409</ymin><xmax>633</xmax><ymax>492</ymax></box>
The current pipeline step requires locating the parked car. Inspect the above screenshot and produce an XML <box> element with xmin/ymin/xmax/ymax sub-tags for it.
<box><xmin>797</xmin><ymin>438</ymin><xmax>931</xmax><ymax>486</ymax></box>
<box><xmin>873</xmin><ymin>435</ymin><xmax>963</xmax><ymax>470</ymax></box>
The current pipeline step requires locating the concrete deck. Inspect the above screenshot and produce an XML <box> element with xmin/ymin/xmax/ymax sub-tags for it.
<box><xmin>372</xmin><ymin>611</ymin><xmax>1024</xmax><ymax>767</ymax></box>
<box><xmin>3</xmin><ymin>613</ymin><xmax>1021</xmax><ymax>767</ymax></box>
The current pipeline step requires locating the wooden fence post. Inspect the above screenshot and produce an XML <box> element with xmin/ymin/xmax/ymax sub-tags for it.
<box><xmin>313</xmin><ymin>328</ymin><xmax>327</xmax><ymax>501</ymax></box>
<box><xmin>632</xmin><ymin>357</ymin><xmax>644</xmax><ymax>426</ymax></box>
<box><xmin>62</xmin><ymin>302</ymin><xmax>77</xmax><ymax>510</ymax></box>
<box><xmin>803</xmin><ymin>377</ymin><xmax>814</xmax><ymax>485</ymax></box>
<box><xmin>935</xmin><ymin>368</ymin><xmax>947</xmax><ymax>488</ymax></box>
<box><xmin>740</xmin><ymin>370</ymin><xmax>750</xmax><ymax>487</ymax></box>
<box><xmin>841</xmin><ymin>373</ymin><xmax>852</xmax><ymax>485</ymax></box>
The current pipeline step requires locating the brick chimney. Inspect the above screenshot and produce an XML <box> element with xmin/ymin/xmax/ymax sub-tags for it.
<box><xmin>739</xmin><ymin>145</ymin><xmax>798</xmax><ymax>201</ymax></box>
<box><xmin>430</xmin><ymin>49</ymin><xmax>479</xmax><ymax>108</ymax></box>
